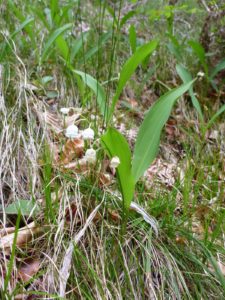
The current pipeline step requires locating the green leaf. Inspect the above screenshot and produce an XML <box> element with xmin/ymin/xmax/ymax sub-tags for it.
<box><xmin>5</xmin><ymin>199</ymin><xmax>39</xmax><ymax>216</ymax></box>
<box><xmin>176</xmin><ymin>64</ymin><xmax>203</xmax><ymax>120</ymax></box>
<box><xmin>70</xmin><ymin>32</ymin><xmax>89</xmax><ymax>63</ymax></box>
<box><xmin>206</xmin><ymin>104</ymin><xmax>225</xmax><ymax>130</ymax></box>
<box><xmin>132</xmin><ymin>80</ymin><xmax>195</xmax><ymax>182</ymax></box>
<box><xmin>11</xmin><ymin>17</ymin><xmax>34</xmax><ymax>39</ymax></box>
<box><xmin>73</xmin><ymin>70</ymin><xmax>106</xmax><ymax>115</ymax></box>
<box><xmin>189</xmin><ymin>40</ymin><xmax>208</xmax><ymax>74</ymax></box>
<box><xmin>83</xmin><ymin>31</ymin><xmax>111</xmax><ymax>62</ymax></box>
<box><xmin>129</xmin><ymin>25</ymin><xmax>137</xmax><ymax>54</ymax></box>
<box><xmin>108</xmin><ymin>40</ymin><xmax>158</xmax><ymax>122</ymax></box>
<box><xmin>120</xmin><ymin>10</ymin><xmax>137</xmax><ymax>28</ymax></box>
<box><xmin>8</xmin><ymin>0</ymin><xmax>35</xmax><ymax>43</ymax></box>
<box><xmin>46</xmin><ymin>90</ymin><xmax>58</xmax><ymax>98</ymax></box>
<box><xmin>55</xmin><ymin>35</ymin><xmax>70</xmax><ymax>60</ymax></box>
<box><xmin>41</xmin><ymin>76</ymin><xmax>54</xmax><ymax>85</ymax></box>
<box><xmin>209</xmin><ymin>58</ymin><xmax>225</xmax><ymax>87</ymax></box>
<box><xmin>41</xmin><ymin>23</ymin><xmax>72</xmax><ymax>62</ymax></box>
<box><xmin>101</xmin><ymin>128</ymin><xmax>135</xmax><ymax>209</ymax></box>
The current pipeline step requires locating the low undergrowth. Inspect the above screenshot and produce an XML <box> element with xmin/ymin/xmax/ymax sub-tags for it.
<box><xmin>0</xmin><ymin>1</ymin><xmax>225</xmax><ymax>299</ymax></box>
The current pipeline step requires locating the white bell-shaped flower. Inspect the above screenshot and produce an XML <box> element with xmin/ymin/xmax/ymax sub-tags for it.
<box><xmin>60</xmin><ymin>107</ymin><xmax>70</xmax><ymax>115</ymax></box>
<box><xmin>65</xmin><ymin>124</ymin><xmax>79</xmax><ymax>138</ymax></box>
<box><xmin>197</xmin><ymin>71</ymin><xmax>205</xmax><ymax>78</ymax></box>
<box><xmin>84</xmin><ymin>148</ymin><xmax>96</xmax><ymax>164</ymax></box>
<box><xmin>82</xmin><ymin>127</ymin><xmax>95</xmax><ymax>140</ymax></box>
<box><xmin>110</xmin><ymin>156</ymin><xmax>120</xmax><ymax>168</ymax></box>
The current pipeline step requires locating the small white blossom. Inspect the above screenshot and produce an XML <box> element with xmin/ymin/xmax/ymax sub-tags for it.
<box><xmin>65</xmin><ymin>124</ymin><xmax>79</xmax><ymax>138</ymax></box>
<box><xmin>110</xmin><ymin>156</ymin><xmax>120</xmax><ymax>168</ymax></box>
<box><xmin>90</xmin><ymin>114</ymin><xmax>99</xmax><ymax>121</ymax></box>
<box><xmin>60</xmin><ymin>107</ymin><xmax>70</xmax><ymax>115</ymax></box>
<box><xmin>82</xmin><ymin>128</ymin><xmax>95</xmax><ymax>140</ymax></box>
<box><xmin>197</xmin><ymin>71</ymin><xmax>205</xmax><ymax>78</ymax></box>
<box><xmin>84</xmin><ymin>148</ymin><xmax>96</xmax><ymax>164</ymax></box>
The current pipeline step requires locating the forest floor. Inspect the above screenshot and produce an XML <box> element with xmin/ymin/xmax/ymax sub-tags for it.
<box><xmin>0</xmin><ymin>1</ymin><xmax>225</xmax><ymax>299</ymax></box>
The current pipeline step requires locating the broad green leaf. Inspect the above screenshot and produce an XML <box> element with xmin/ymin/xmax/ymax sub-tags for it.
<box><xmin>73</xmin><ymin>70</ymin><xmax>106</xmax><ymax>115</ymax></box>
<box><xmin>132</xmin><ymin>80</ymin><xmax>195</xmax><ymax>182</ymax></box>
<box><xmin>70</xmin><ymin>32</ymin><xmax>89</xmax><ymax>63</ymax></box>
<box><xmin>108</xmin><ymin>40</ymin><xmax>158</xmax><ymax>122</ymax></box>
<box><xmin>41</xmin><ymin>23</ymin><xmax>72</xmax><ymax>62</ymax></box>
<box><xmin>41</xmin><ymin>76</ymin><xmax>54</xmax><ymax>85</ymax></box>
<box><xmin>176</xmin><ymin>64</ymin><xmax>203</xmax><ymax>120</ymax></box>
<box><xmin>129</xmin><ymin>25</ymin><xmax>137</xmax><ymax>54</ymax></box>
<box><xmin>5</xmin><ymin>199</ymin><xmax>39</xmax><ymax>216</ymax></box>
<box><xmin>55</xmin><ymin>35</ymin><xmax>69</xmax><ymax>60</ymax></box>
<box><xmin>46</xmin><ymin>90</ymin><xmax>58</xmax><ymax>98</ymax></box>
<box><xmin>50</xmin><ymin>0</ymin><xmax>59</xmax><ymax>21</ymax></box>
<box><xmin>101</xmin><ymin>128</ymin><xmax>135</xmax><ymax>209</ymax></box>
<box><xmin>189</xmin><ymin>40</ymin><xmax>208</xmax><ymax>74</ymax></box>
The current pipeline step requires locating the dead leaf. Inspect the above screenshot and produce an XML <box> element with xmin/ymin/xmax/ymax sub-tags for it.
<box><xmin>18</xmin><ymin>258</ymin><xmax>40</xmax><ymax>282</ymax></box>
<box><xmin>99</xmin><ymin>173</ymin><xmax>112</xmax><ymax>186</ymax></box>
<box><xmin>59</xmin><ymin>202</ymin><xmax>103</xmax><ymax>298</ymax></box>
<box><xmin>33</xmin><ymin>106</ymin><xmax>63</xmax><ymax>135</ymax></box>
<box><xmin>43</xmin><ymin>111</ymin><xmax>63</xmax><ymax>134</ymax></box>
<box><xmin>165</xmin><ymin>118</ymin><xmax>177</xmax><ymax>138</ymax></box>
<box><xmin>217</xmin><ymin>261</ymin><xmax>225</xmax><ymax>275</ymax></box>
<box><xmin>61</xmin><ymin>138</ymin><xmax>84</xmax><ymax>164</ymax></box>
<box><xmin>49</xmin><ymin>141</ymin><xmax>60</xmax><ymax>162</ymax></box>
<box><xmin>65</xmin><ymin>202</ymin><xmax>78</xmax><ymax>224</ymax></box>
<box><xmin>175</xmin><ymin>235</ymin><xmax>187</xmax><ymax>245</ymax></box>
<box><xmin>0</xmin><ymin>226</ymin><xmax>15</xmax><ymax>237</ymax></box>
<box><xmin>0</xmin><ymin>222</ymin><xmax>42</xmax><ymax>250</ymax></box>
<box><xmin>144</xmin><ymin>158</ymin><xmax>176</xmax><ymax>188</ymax></box>
<box><xmin>108</xmin><ymin>209</ymin><xmax>121</xmax><ymax>222</ymax></box>
<box><xmin>64</xmin><ymin>112</ymin><xmax>81</xmax><ymax>127</ymax></box>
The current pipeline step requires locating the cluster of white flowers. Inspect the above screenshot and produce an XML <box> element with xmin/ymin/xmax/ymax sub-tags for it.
<box><xmin>61</xmin><ymin>107</ymin><xmax>95</xmax><ymax>141</ymax></box>
<box><xmin>64</xmin><ymin>123</ymin><xmax>95</xmax><ymax>141</ymax></box>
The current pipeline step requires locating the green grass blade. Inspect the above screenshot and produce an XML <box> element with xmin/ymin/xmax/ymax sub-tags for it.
<box><xmin>176</xmin><ymin>64</ymin><xmax>203</xmax><ymax>120</ymax></box>
<box><xmin>210</xmin><ymin>58</ymin><xmax>225</xmax><ymax>80</ymax></box>
<box><xmin>108</xmin><ymin>40</ymin><xmax>158</xmax><ymax>122</ymax></box>
<box><xmin>50</xmin><ymin>0</ymin><xmax>59</xmax><ymax>21</ymax></box>
<box><xmin>101</xmin><ymin>128</ymin><xmax>135</xmax><ymax>209</ymax></box>
<box><xmin>73</xmin><ymin>70</ymin><xmax>106</xmax><ymax>115</ymax></box>
<box><xmin>206</xmin><ymin>104</ymin><xmax>225</xmax><ymax>130</ymax></box>
<box><xmin>4</xmin><ymin>212</ymin><xmax>21</xmax><ymax>292</ymax></box>
<box><xmin>129</xmin><ymin>25</ymin><xmax>137</xmax><ymax>54</ymax></box>
<box><xmin>132</xmin><ymin>80</ymin><xmax>195</xmax><ymax>182</ymax></box>
<box><xmin>41</xmin><ymin>23</ymin><xmax>72</xmax><ymax>62</ymax></box>
<box><xmin>11</xmin><ymin>17</ymin><xmax>34</xmax><ymax>39</ymax></box>
<box><xmin>120</xmin><ymin>10</ymin><xmax>137</xmax><ymax>28</ymax></box>
<box><xmin>8</xmin><ymin>0</ymin><xmax>35</xmax><ymax>43</ymax></box>
<box><xmin>83</xmin><ymin>31</ymin><xmax>111</xmax><ymax>62</ymax></box>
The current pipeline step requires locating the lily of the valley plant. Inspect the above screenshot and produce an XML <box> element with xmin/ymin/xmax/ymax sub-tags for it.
<box><xmin>101</xmin><ymin>80</ymin><xmax>196</xmax><ymax>213</ymax></box>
